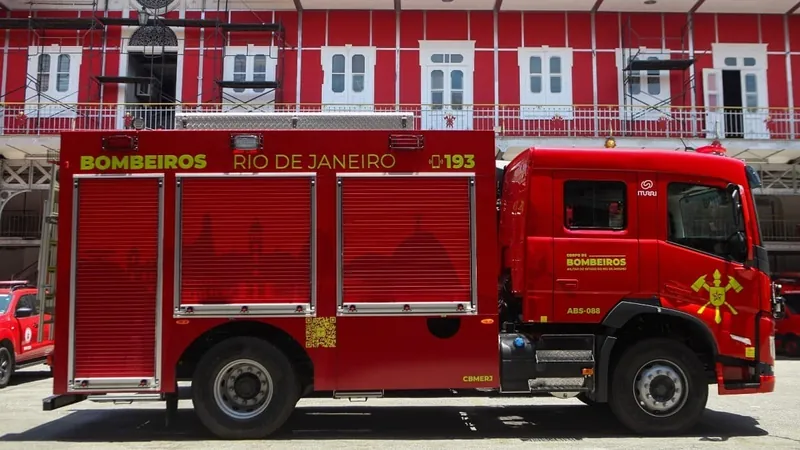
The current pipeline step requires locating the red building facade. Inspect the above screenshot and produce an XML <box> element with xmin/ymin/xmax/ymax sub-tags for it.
<box><xmin>0</xmin><ymin>0</ymin><xmax>798</xmax><ymax>143</ymax></box>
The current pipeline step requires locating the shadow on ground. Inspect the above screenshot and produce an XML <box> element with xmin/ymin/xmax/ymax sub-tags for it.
<box><xmin>0</xmin><ymin>404</ymin><xmax>767</xmax><ymax>443</ymax></box>
<box><xmin>8</xmin><ymin>370</ymin><xmax>50</xmax><ymax>387</ymax></box>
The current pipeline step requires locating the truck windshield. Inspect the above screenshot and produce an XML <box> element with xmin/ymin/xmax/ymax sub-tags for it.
<box><xmin>0</xmin><ymin>295</ymin><xmax>10</xmax><ymax>314</ymax></box>
<box><xmin>667</xmin><ymin>183</ymin><xmax>745</xmax><ymax>261</ymax></box>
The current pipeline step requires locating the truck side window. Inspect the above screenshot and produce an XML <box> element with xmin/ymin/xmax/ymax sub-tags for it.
<box><xmin>666</xmin><ymin>182</ymin><xmax>745</xmax><ymax>261</ymax></box>
<box><xmin>564</xmin><ymin>180</ymin><xmax>627</xmax><ymax>230</ymax></box>
<box><xmin>16</xmin><ymin>295</ymin><xmax>39</xmax><ymax>315</ymax></box>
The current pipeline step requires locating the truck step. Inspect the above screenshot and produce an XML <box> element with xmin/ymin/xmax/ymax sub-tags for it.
<box><xmin>528</xmin><ymin>377</ymin><xmax>590</xmax><ymax>392</ymax></box>
<box><xmin>536</xmin><ymin>349</ymin><xmax>594</xmax><ymax>363</ymax></box>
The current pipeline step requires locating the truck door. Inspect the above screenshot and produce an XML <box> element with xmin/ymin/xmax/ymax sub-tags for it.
<box><xmin>14</xmin><ymin>294</ymin><xmax>41</xmax><ymax>359</ymax></box>
<box><xmin>658</xmin><ymin>176</ymin><xmax>760</xmax><ymax>350</ymax></box>
<box><xmin>552</xmin><ymin>171</ymin><xmax>640</xmax><ymax>323</ymax></box>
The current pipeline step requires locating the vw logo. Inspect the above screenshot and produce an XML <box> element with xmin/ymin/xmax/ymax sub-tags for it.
<box><xmin>640</xmin><ymin>180</ymin><xmax>654</xmax><ymax>190</ymax></box>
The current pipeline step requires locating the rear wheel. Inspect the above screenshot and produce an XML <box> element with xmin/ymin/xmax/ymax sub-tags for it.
<box><xmin>783</xmin><ymin>335</ymin><xmax>800</xmax><ymax>357</ymax></box>
<box><xmin>609</xmin><ymin>338</ymin><xmax>708</xmax><ymax>435</ymax></box>
<box><xmin>191</xmin><ymin>336</ymin><xmax>300</xmax><ymax>439</ymax></box>
<box><xmin>0</xmin><ymin>346</ymin><xmax>14</xmax><ymax>389</ymax></box>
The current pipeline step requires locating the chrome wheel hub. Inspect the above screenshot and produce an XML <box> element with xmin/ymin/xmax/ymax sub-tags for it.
<box><xmin>213</xmin><ymin>359</ymin><xmax>274</xmax><ymax>420</ymax></box>
<box><xmin>633</xmin><ymin>359</ymin><xmax>688</xmax><ymax>417</ymax></box>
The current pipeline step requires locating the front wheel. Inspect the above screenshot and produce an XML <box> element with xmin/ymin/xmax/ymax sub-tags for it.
<box><xmin>191</xmin><ymin>336</ymin><xmax>300</xmax><ymax>439</ymax></box>
<box><xmin>609</xmin><ymin>338</ymin><xmax>708</xmax><ymax>435</ymax></box>
<box><xmin>0</xmin><ymin>347</ymin><xmax>14</xmax><ymax>389</ymax></box>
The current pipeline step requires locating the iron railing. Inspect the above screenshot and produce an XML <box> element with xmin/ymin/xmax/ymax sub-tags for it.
<box><xmin>1</xmin><ymin>103</ymin><xmax>797</xmax><ymax>140</ymax></box>
<box><xmin>0</xmin><ymin>211</ymin><xmax>41</xmax><ymax>239</ymax></box>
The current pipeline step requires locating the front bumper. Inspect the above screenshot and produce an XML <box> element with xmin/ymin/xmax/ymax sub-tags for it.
<box><xmin>717</xmin><ymin>362</ymin><xmax>775</xmax><ymax>395</ymax></box>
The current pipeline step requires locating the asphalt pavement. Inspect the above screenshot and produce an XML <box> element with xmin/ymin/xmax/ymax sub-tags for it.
<box><xmin>0</xmin><ymin>360</ymin><xmax>799</xmax><ymax>449</ymax></box>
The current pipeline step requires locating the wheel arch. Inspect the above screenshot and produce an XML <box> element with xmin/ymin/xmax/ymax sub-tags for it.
<box><xmin>176</xmin><ymin>321</ymin><xmax>314</xmax><ymax>395</ymax></box>
<box><xmin>594</xmin><ymin>298</ymin><xmax>719</xmax><ymax>403</ymax></box>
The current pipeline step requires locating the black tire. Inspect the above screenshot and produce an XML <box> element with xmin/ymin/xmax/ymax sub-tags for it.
<box><xmin>191</xmin><ymin>336</ymin><xmax>300</xmax><ymax>439</ymax></box>
<box><xmin>609</xmin><ymin>338</ymin><xmax>708</xmax><ymax>436</ymax></box>
<box><xmin>0</xmin><ymin>346</ymin><xmax>14</xmax><ymax>389</ymax></box>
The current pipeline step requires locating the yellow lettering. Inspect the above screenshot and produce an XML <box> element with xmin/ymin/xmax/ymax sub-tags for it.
<box><xmin>131</xmin><ymin>155</ymin><xmax>144</xmax><ymax>170</ymax></box>
<box><xmin>275</xmin><ymin>154</ymin><xmax>290</xmax><ymax>169</ymax></box>
<box><xmin>111</xmin><ymin>156</ymin><xmax>128</xmax><ymax>170</ymax></box>
<box><xmin>80</xmin><ymin>156</ymin><xmax>94</xmax><ymax>170</ymax></box>
<box><xmin>145</xmin><ymin>155</ymin><xmax>157</xmax><ymax>169</ymax></box>
<box><xmin>291</xmin><ymin>154</ymin><xmax>301</xmax><ymax>169</ymax></box>
<box><xmin>95</xmin><ymin>156</ymin><xmax>110</xmax><ymax>170</ymax></box>
<box><xmin>462</xmin><ymin>375</ymin><xmax>493</xmax><ymax>383</ymax></box>
<box><xmin>367</xmin><ymin>154</ymin><xmax>379</xmax><ymax>169</ymax></box>
<box><xmin>381</xmin><ymin>154</ymin><xmax>396</xmax><ymax>169</ymax></box>
<box><xmin>334</xmin><ymin>154</ymin><xmax>347</xmax><ymax>169</ymax></box>
<box><xmin>165</xmin><ymin>155</ymin><xmax>178</xmax><ymax>169</ymax></box>
<box><xmin>233</xmin><ymin>154</ymin><xmax>246</xmax><ymax>170</ymax></box>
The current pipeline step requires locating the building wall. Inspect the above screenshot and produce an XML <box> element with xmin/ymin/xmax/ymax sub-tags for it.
<box><xmin>4</xmin><ymin>10</ymin><xmax>799</xmax><ymax>113</ymax></box>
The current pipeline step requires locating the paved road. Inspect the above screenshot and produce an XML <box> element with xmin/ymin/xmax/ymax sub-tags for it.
<box><xmin>0</xmin><ymin>360</ymin><xmax>799</xmax><ymax>449</ymax></box>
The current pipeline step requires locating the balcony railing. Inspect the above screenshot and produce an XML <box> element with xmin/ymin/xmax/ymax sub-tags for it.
<box><xmin>0</xmin><ymin>211</ymin><xmax>41</xmax><ymax>239</ymax></box>
<box><xmin>0</xmin><ymin>103</ymin><xmax>797</xmax><ymax>140</ymax></box>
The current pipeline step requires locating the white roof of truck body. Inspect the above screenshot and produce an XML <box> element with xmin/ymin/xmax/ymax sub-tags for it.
<box><xmin>174</xmin><ymin>111</ymin><xmax>416</xmax><ymax>130</ymax></box>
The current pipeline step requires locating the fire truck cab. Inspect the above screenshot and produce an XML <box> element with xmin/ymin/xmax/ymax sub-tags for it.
<box><xmin>41</xmin><ymin>112</ymin><xmax>782</xmax><ymax>439</ymax></box>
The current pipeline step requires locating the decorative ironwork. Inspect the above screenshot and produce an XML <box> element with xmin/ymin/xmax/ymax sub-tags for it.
<box><xmin>133</xmin><ymin>0</ymin><xmax>175</xmax><ymax>11</ymax></box>
<box><xmin>129</xmin><ymin>25</ymin><xmax>178</xmax><ymax>47</ymax></box>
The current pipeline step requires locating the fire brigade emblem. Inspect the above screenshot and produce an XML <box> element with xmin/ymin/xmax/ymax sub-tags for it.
<box><xmin>444</xmin><ymin>113</ymin><xmax>456</xmax><ymax>128</ymax></box>
<box><xmin>691</xmin><ymin>269</ymin><xmax>742</xmax><ymax>324</ymax></box>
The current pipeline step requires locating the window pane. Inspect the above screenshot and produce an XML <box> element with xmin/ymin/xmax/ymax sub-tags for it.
<box><xmin>450</xmin><ymin>70</ymin><xmax>463</xmax><ymax>90</ymax></box>
<box><xmin>253</xmin><ymin>69</ymin><xmax>266</xmax><ymax>93</ymax></box>
<box><xmin>332</xmin><ymin>54</ymin><xmax>345</xmax><ymax>73</ymax></box>
<box><xmin>58</xmin><ymin>54</ymin><xmax>70</xmax><ymax>72</ymax></box>
<box><xmin>56</xmin><ymin>74</ymin><xmax>69</xmax><ymax>92</ymax></box>
<box><xmin>253</xmin><ymin>55</ymin><xmax>266</xmax><ymax>73</ymax></box>
<box><xmin>550</xmin><ymin>75</ymin><xmax>561</xmax><ymax>93</ymax></box>
<box><xmin>431</xmin><ymin>70</ymin><xmax>444</xmax><ymax>90</ymax></box>
<box><xmin>629</xmin><ymin>75</ymin><xmax>641</xmax><ymax>95</ymax></box>
<box><xmin>450</xmin><ymin>54</ymin><xmax>464</xmax><ymax>63</ymax></box>
<box><xmin>647</xmin><ymin>73</ymin><xmax>660</xmax><ymax>95</ymax></box>
<box><xmin>431</xmin><ymin>54</ymin><xmax>444</xmax><ymax>63</ymax></box>
<box><xmin>744</xmin><ymin>74</ymin><xmax>757</xmax><ymax>93</ymax></box>
<box><xmin>530</xmin><ymin>56</ymin><xmax>541</xmax><ymax>74</ymax></box>
<box><xmin>746</xmin><ymin>93</ymin><xmax>758</xmax><ymax>108</ymax></box>
<box><xmin>549</xmin><ymin>56</ymin><xmax>561</xmax><ymax>74</ymax></box>
<box><xmin>451</xmin><ymin>91</ymin><xmax>463</xmax><ymax>109</ymax></box>
<box><xmin>233</xmin><ymin>55</ymin><xmax>246</xmax><ymax>73</ymax></box>
<box><xmin>233</xmin><ymin>72</ymin><xmax>245</xmax><ymax>93</ymax></box>
<box><xmin>352</xmin><ymin>74</ymin><xmax>364</xmax><ymax>93</ymax></box>
<box><xmin>352</xmin><ymin>54</ymin><xmax>365</xmax><ymax>74</ymax></box>
<box><xmin>564</xmin><ymin>181</ymin><xmax>627</xmax><ymax>230</ymax></box>
<box><xmin>38</xmin><ymin>54</ymin><xmax>50</xmax><ymax>72</ymax></box>
<box><xmin>667</xmin><ymin>182</ymin><xmax>745</xmax><ymax>262</ymax></box>
<box><xmin>743</xmin><ymin>57</ymin><xmax>756</xmax><ymax>67</ymax></box>
<box><xmin>332</xmin><ymin>74</ymin><xmax>345</xmax><ymax>93</ymax></box>
<box><xmin>432</xmin><ymin>91</ymin><xmax>444</xmax><ymax>109</ymax></box>
<box><xmin>530</xmin><ymin>75</ymin><xmax>542</xmax><ymax>93</ymax></box>
<box><xmin>724</xmin><ymin>57</ymin><xmax>737</xmax><ymax>67</ymax></box>
<box><xmin>37</xmin><ymin>74</ymin><xmax>49</xmax><ymax>92</ymax></box>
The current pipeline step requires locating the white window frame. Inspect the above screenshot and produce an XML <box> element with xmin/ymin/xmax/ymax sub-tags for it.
<box><xmin>320</xmin><ymin>45</ymin><xmax>376</xmax><ymax>108</ymax></box>
<box><xmin>25</xmin><ymin>45</ymin><xmax>82</xmax><ymax>118</ymax></box>
<box><xmin>615</xmin><ymin>48</ymin><xmax>672</xmax><ymax>121</ymax></box>
<box><xmin>517</xmin><ymin>47</ymin><xmax>574</xmax><ymax>120</ymax></box>
<box><xmin>419</xmin><ymin>40</ymin><xmax>475</xmax><ymax>131</ymax></box>
<box><xmin>708</xmin><ymin>43</ymin><xmax>770</xmax><ymax>139</ymax></box>
<box><xmin>222</xmin><ymin>44</ymin><xmax>279</xmax><ymax>111</ymax></box>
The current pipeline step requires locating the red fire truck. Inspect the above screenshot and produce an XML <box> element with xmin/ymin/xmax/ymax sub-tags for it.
<box><xmin>41</xmin><ymin>112</ymin><xmax>783</xmax><ymax>439</ymax></box>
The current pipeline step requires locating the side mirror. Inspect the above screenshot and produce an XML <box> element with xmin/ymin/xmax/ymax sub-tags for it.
<box><xmin>15</xmin><ymin>307</ymin><xmax>33</xmax><ymax>318</ymax></box>
<box><xmin>730</xmin><ymin>231</ymin><xmax>748</xmax><ymax>261</ymax></box>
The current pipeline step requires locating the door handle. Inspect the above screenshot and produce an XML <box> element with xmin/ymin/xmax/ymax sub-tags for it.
<box><xmin>557</xmin><ymin>279</ymin><xmax>579</xmax><ymax>289</ymax></box>
<box><xmin>33</xmin><ymin>323</ymin><xmax>39</xmax><ymax>329</ymax></box>
<box><xmin>665</xmin><ymin>283</ymin><xmax>692</xmax><ymax>296</ymax></box>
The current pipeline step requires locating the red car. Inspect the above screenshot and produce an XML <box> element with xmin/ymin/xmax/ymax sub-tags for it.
<box><xmin>0</xmin><ymin>281</ymin><xmax>54</xmax><ymax>388</ymax></box>
<box><xmin>776</xmin><ymin>288</ymin><xmax>800</xmax><ymax>356</ymax></box>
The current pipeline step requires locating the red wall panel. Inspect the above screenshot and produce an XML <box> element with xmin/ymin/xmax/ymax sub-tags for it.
<box><xmin>789</xmin><ymin>15</ymin><xmax>800</xmax><ymax>52</ymax></box>
<box><xmin>425</xmin><ymin>11</ymin><xmax>468</xmax><ymax>41</ymax></box>
<box><xmin>621</xmin><ymin>13</ymin><xmax>662</xmax><ymax>48</ymax></box>
<box><xmin>573</xmin><ymin>52</ymin><xmax>593</xmax><ymax>105</ymax></box>
<box><xmin>399</xmin><ymin>11</ymin><xmax>424</xmax><ymax>48</ymax></box>
<box><xmin>692</xmin><ymin>13</ymin><xmax>715</xmax><ymax>51</ymax></box>
<box><xmin>760</xmin><ymin>15</ymin><xmax>785</xmax><ymax>52</ymax></box>
<box><xmin>497</xmin><ymin>51</ymin><xmax>518</xmax><ymax>105</ymax></box>
<box><xmin>768</xmin><ymin>55</ymin><xmax>788</xmax><ymax>109</ymax></box>
<box><xmin>375</xmin><ymin>50</ymin><xmax>395</xmax><ymax>105</ymax></box>
<box><xmin>328</xmin><ymin>10</ymin><xmax>370</xmax><ymax>46</ymax></box>
<box><xmin>498</xmin><ymin>11</ymin><xmax>521</xmax><ymax>49</ymax></box>
<box><xmin>594</xmin><ymin>13</ymin><xmax>619</xmax><ymax>50</ymax></box>
<box><xmin>568</xmin><ymin>13</ymin><xmax>591</xmax><ymax>49</ymax></box>
<box><xmin>717</xmin><ymin>14</ymin><xmax>758</xmax><ymax>44</ymax></box>
<box><xmin>398</xmin><ymin>50</ymin><xmax>419</xmax><ymax>105</ymax></box>
<box><xmin>372</xmin><ymin>10</ymin><xmax>396</xmax><ymax>48</ymax></box>
<box><xmin>300</xmin><ymin>49</ymin><xmax>322</xmax><ymax>103</ymax></box>
<box><xmin>474</xmin><ymin>51</ymin><xmax>494</xmax><ymax>105</ymax></box>
<box><xmin>523</xmin><ymin>12</ymin><xmax>566</xmax><ymax>48</ymax></box>
<box><xmin>470</xmin><ymin>11</ymin><xmax>494</xmax><ymax>49</ymax></box>
<box><xmin>596</xmin><ymin>52</ymin><xmax>618</xmax><ymax>106</ymax></box>
<box><xmin>302</xmin><ymin>11</ymin><xmax>326</xmax><ymax>48</ymax></box>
